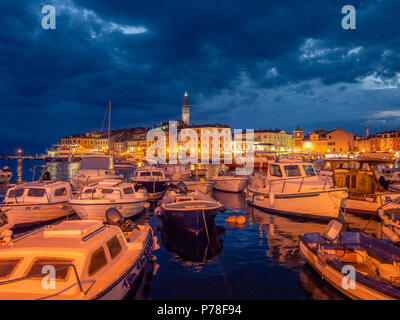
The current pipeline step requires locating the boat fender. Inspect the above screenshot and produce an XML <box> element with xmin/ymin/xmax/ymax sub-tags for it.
<box><xmin>226</xmin><ymin>216</ymin><xmax>237</xmax><ymax>223</ymax></box>
<box><xmin>269</xmin><ymin>193</ymin><xmax>275</xmax><ymax>207</ymax></box>
<box><xmin>154</xmin><ymin>207</ymin><xmax>163</xmax><ymax>217</ymax></box>
<box><xmin>236</xmin><ymin>216</ymin><xmax>246</xmax><ymax>224</ymax></box>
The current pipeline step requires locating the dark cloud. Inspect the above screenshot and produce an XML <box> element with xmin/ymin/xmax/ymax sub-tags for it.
<box><xmin>0</xmin><ymin>0</ymin><xmax>400</xmax><ymax>153</ymax></box>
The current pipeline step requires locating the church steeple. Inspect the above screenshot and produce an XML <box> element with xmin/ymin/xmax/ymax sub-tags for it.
<box><xmin>182</xmin><ymin>92</ymin><xmax>190</xmax><ymax>126</ymax></box>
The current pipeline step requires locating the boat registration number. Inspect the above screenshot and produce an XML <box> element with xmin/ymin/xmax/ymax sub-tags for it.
<box><xmin>25</xmin><ymin>206</ymin><xmax>41</xmax><ymax>211</ymax></box>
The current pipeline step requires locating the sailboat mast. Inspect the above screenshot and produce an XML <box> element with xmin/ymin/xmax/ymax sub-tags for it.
<box><xmin>108</xmin><ymin>100</ymin><xmax>111</xmax><ymax>153</ymax></box>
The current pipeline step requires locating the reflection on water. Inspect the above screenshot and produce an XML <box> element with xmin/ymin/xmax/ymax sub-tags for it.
<box><xmin>160</xmin><ymin>221</ymin><xmax>224</xmax><ymax>264</ymax></box>
<box><xmin>213</xmin><ymin>190</ymin><xmax>247</xmax><ymax>211</ymax></box>
<box><xmin>16</xmin><ymin>159</ymin><xmax>22</xmax><ymax>184</ymax></box>
<box><xmin>299</xmin><ymin>264</ymin><xmax>345</xmax><ymax>300</ymax></box>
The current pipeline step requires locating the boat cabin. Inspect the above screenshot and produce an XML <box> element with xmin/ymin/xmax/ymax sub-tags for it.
<box><xmin>320</xmin><ymin>159</ymin><xmax>394</xmax><ymax>195</ymax></box>
<box><xmin>80</xmin><ymin>155</ymin><xmax>114</xmax><ymax>171</ymax></box>
<box><xmin>3</xmin><ymin>182</ymin><xmax>71</xmax><ymax>205</ymax></box>
<box><xmin>134</xmin><ymin>167</ymin><xmax>167</xmax><ymax>181</ymax></box>
<box><xmin>266</xmin><ymin>161</ymin><xmax>318</xmax><ymax>180</ymax></box>
<box><xmin>0</xmin><ymin>221</ymin><xmax>131</xmax><ymax>299</ymax></box>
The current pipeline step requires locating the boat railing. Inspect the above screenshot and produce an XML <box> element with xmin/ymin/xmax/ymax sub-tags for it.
<box><xmin>267</xmin><ymin>175</ymin><xmax>333</xmax><ymax>193</ymax></box>
<box><xmin>0</xmin><ymin>263</ymin><xmax>94</xmax><ymax>297</ymax></box>
<box><xmin>79</xmin><ymin>188</ymin><xmax>125</xmax><ymax>200</ymax></box>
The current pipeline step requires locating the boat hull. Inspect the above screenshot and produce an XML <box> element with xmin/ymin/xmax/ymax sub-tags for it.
<box><xmin>342</xmin><ymin>193</ymin><xmax>399</xmax><ymax>217</ymax></box>
<box><xmin>1</xmin><ymin>202</ymin><xmax>74</xmax><ymax>228</ymax></box>
<box><xmin>95</xmin><ymin>232</ymin><xmax>154</xmax><ymax>300</ymax></box>
<box><xmin>70</xmin><ymin>201</ymin><xmax>147</xmax><ymax>221</ymax></box>
<box><xmin>246</xmin><ymin>188</ymin><xmax>347</xmax><ymax>221</ymax></box>
<box><xmin>212</xmin><ymin>178</ymin><xmax>248</xmax><ymax>193</ymax></box>
<box><xmin>160</xmin><ymin>208</ymin><xmax>219</xmax><ymax>234</ymax></box>
<box><xmin>134</xmin><ymin>181</ymin><xmax>168</xmax><ymax>201</ymax></box>
<box><xmin>185</xmin><ymin>181</ymin><xmax>213</xmax><ymax>194</ymax></box>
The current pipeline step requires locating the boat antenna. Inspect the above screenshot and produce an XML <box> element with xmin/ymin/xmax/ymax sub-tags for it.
<box><xmin>108</xmin><ymin>100</ymin><xmax>111</xmax><ymax>154</ymax></box>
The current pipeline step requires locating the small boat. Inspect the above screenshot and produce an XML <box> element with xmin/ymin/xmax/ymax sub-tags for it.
<box><xmin>71</xmin><ymin>155</ymin><xmax>119</xmax><ymax>190</ymax></box>
<box><xmin>155</xmin><ymin>182</ymin><xmax>224</xmax><ymax>234</ymax></box>
<box><xmin>0</xmin><ymin>213</ymin><xmax>158</xmax><ymax>300</ymax></box>
<box><xmin>319</xmin><ymin>158</ymin><xmax>399</xmax><ymax>217</ymax></box>
<box><xmin>69</xmin><ymin>179</ymin><xmax>149</xmax><ymax>221</ymax></box>
<box><xmin>246</xmin><ymin>160</ymin><xmax>348</xmax><ymax>220</ymax></box>
<box><xmin>132</xmin><ymin>166</ymin><xmax>169</xmax><ymax>201</ymax></box>
<box><xmin>378</xmin><ymin>198</ymin><xmax>400</xmax><ymax>242</ymax></box>
<box><xmin>164</xmin><ymin>164</ymin><xmax>191</xmax><ymax>181</ymax></box>
<box><xmin>183</xmin><ymin>180</ymin><xmax>213</xmax><ymax>194</ymax></box>
<box><xmin>0</xmin><ymin>166</ymin><xmax>12</xmax><ymax>184</ymax></box>
<box><xmin>1</xmin><ymin>173</ymin><xmax>74</xmax><ymax>229</ymax></box>
<box><xmin>300</xmin><ymin>219</ymin><xmax>400</xmax><ymax>300</ymax></box>
<box><xmin>211</xmin><ymin>172</ymin><xmax>248</xmax><ymax>192</ymax></box>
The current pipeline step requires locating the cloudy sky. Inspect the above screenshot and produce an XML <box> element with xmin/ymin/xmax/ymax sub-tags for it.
<box><xmin>1</xmin><ymin>0</ymin><xmax>400</xmax><ymax>154</ymax></box>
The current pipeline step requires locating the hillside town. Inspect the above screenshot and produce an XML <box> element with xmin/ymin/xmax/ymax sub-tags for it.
<box><xmin>50</xmin><ymin>93</ymin><xmax>400</xmax><ymax>161</ymax></box>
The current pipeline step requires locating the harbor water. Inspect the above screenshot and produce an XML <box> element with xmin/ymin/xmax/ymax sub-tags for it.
<box><xmin>0</xmin><ymin>159</ymin><xmax>387</xmax><ymax>300</ymax></box>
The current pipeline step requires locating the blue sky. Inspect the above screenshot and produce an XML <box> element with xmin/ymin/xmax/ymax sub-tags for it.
<box><xmin>1</xmin><ymin>0</ymin><xmax>400</xmax><ymax>154</ymax></box>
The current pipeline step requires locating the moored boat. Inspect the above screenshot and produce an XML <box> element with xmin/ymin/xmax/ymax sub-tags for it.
<box><xmin>132</xmin><ymin>166</ymin><xmax>169</xmax><ymax>201</ymax></box>
<box><xmin>320</xmin><ymin>158</ymin><xmax>399</xmax><ymax>217</ymax></box>
<box><xmin>71</xmin><ymin>155</ymin><xmax>119</xmax><ymax>190</ymax></box>
<box><xmin>1</xmin><ymin>175</ymin><xmax>74</xmax><ymax>229</ymax></box>
<box><xmin>155</xmin><ymin>182</ymin><xmax>224</xmax><ymax>234</ymax></box>
<box><xmin>164</xmin><ymin>164</ymin><xmax>191</xmax><ymax>181</ymax></box>
<box><xmin>246</xmin><ymin>160</ymin><xmax>347</xmax><ymax>221</ymax></box>
<box><xmin>378</xmin><ymin>198</ymin><xmax>400</xmax><ymax>242</ymax></box>
<box><xmin>211</xmin><ymin>172</ymin><xmax>248</xmax><ymax>193</ymax></box>
<box><xmin>0</xmin><ymin>166</ymin><xmax>12</xmax><ymax>184</ymax></box>
<box><xmin>0</xmin><ymin>217</ymin><xmax>157</xmax><ymax>300</ymax></box>
<box><xmin>300</xmin><ymin>219</ymin><xmax>400</xmax><ymax>300</ymax></box>
<box><xmin>69</xmin><ymin>179</ymin><xmax>149</xmax><ymax>221</ymax></box>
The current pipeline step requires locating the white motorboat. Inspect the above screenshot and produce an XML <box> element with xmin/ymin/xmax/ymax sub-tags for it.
<box><xmin>132</xmin><ymin>166</ymin><xmax>169</xmax><ymax>201</ymax></box>
<box><xmin>0</xmin><ymin>166</ymin><xmax>12</xmax><ymax>184</ymax></box>
<box><xmin>164</xmin><ymin>164</ymin><xmax>191</xmax><ymax>181</ymax></box>
<box><xmin>1</xmin><ymin>176</ymin><xmax>73</xmax><ymax>228</ymax></box>
<box><xmin>183</xmin><ymin>179</ymin><xmax>213</xmax><ymax>194</ymax></box>
<box><xmin>69</xmin><ymin>179</ymin><xmax>149</xmax><ymax>220</ymax></box>
<box><xmin>0</xmin><ymin>217</ymin><xmax>158</xmax><ymax>300</ymax></box>
<box><xmin>211</xmin><ymin>172</ymin><xmax>248</xmax><ymax>192</ymax></box>
<box><xmin>245</xmin><ymin>160</ymin><xmax>348</xmax><ymax>220</ymax></box>
<box><xmin>71</xmin><ymin>155</ymin><xmax>120</xmax><ymax>190</ymax></box>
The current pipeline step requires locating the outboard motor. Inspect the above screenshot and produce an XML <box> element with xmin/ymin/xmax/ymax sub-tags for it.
<box><xmin>42</xmin><ymin>171</ymin><xmax>52</xmax><ymax>181</ymax></box>
<box><xmin>105</xmin><ymin>208</ymin><xmax>124</xmax><ymax>228</ymax></box>
<box><xmin>322</xmin><ymin>219</ymin><xmax>346</xmax><ymax>243</ymax></box>
<box><xmin>176</xmin><ymin>181</ymin><xmax>188</xmax><ymax>194</ymax></box>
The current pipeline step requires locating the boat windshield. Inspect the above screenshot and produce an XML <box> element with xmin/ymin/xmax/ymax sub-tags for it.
<box><xmin>7</xmin><ymin>189</ymin><xmax>24</xmax><ymax>198</ymax></box>
<box><xmin>303</xmin><ymin>165</ymin><xmax>316</xmax><ymax>177</ymax></box>
<box><xmin>25</xmin><ymin>258</ymin><xmax>73</xmax><ymax>280</ymax></box>
<box><xmin>269</xmin><ymin>164</ymin><xmax>282</xmax><ymax>177</ymax></box>
<box><xmin>284</xmin><ymin>165</ymin><xmax>302</xmax><ymax>177</ymax></box>
<box><xmin>81</xmin><ymin>157</ymin><xmax>111</xmax><ymax>170</ymax></box>
<box><xmin>152</xmin><ymin>172</ymin><xmax>163</xmax><ymax>177</ymax></box>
